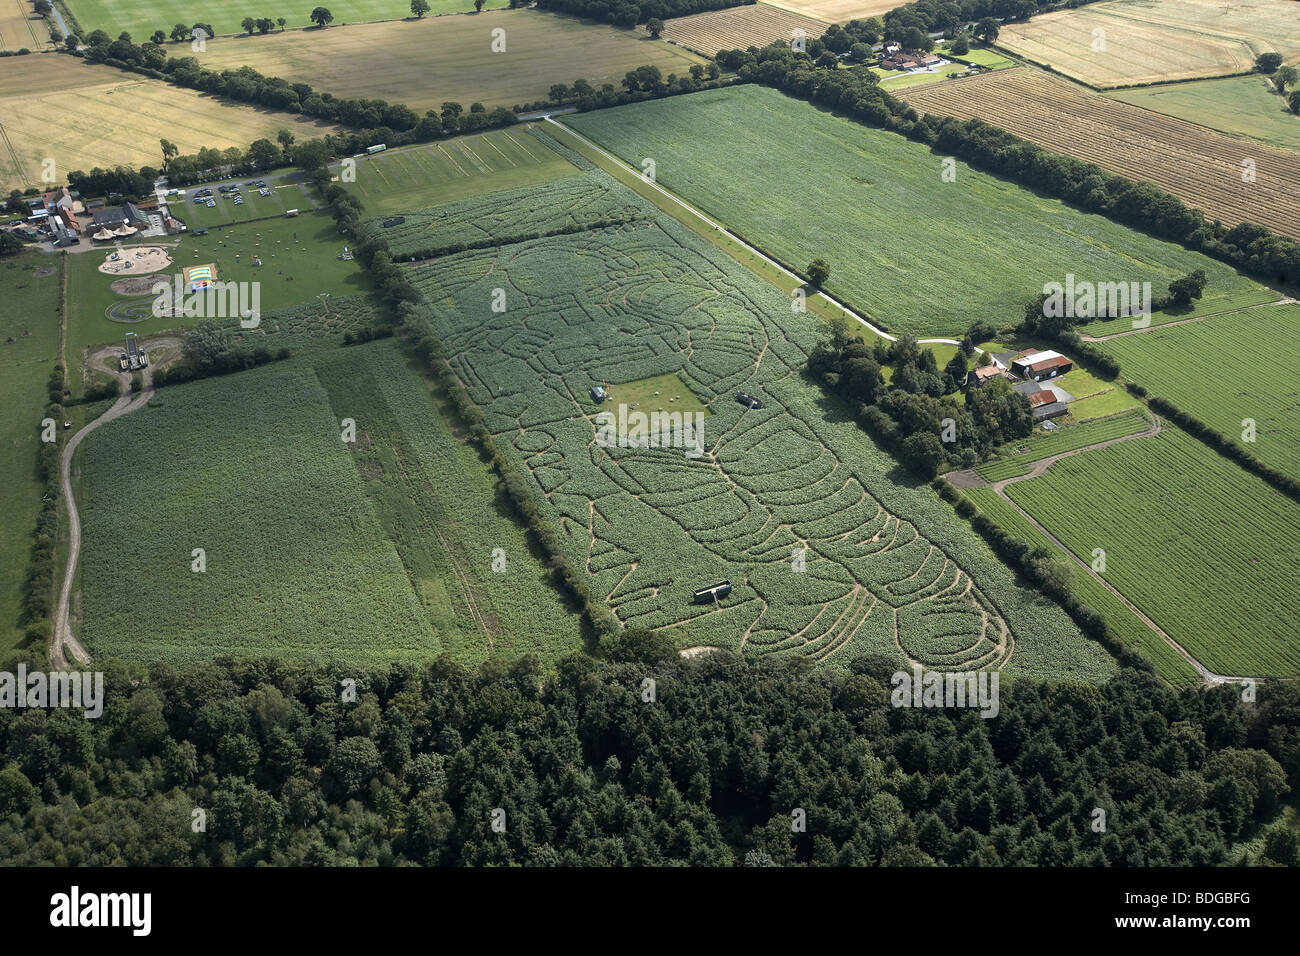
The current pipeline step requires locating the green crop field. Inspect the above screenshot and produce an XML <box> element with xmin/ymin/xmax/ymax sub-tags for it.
<box><xmin>63</xmin><ymin>0</ymin><xmax>503</xmax><ymax>41</ymax></box>
<box><xmin>65</xmin><ymin>213</ymin><xmax>369</xmax><ymax>355</ymax></box>
<box><xmin>1075</xmin><ymin>285</ymin><xmax>1283</xmax><ymax>338</ymax></box>
<box><xmin>565</xmin><ymin>85</ymin><xmax>1269</xmax><ymax>337</ymax></box>
<box><xmin>1099</xmin><ymin>305</ymin><xmax>1300</xmax><ymax>474</ymax></box>
<box><xmin>0</xmin><ymin>252</ymin><xmax>61</xmax><ymax>659</ymax></box>
<box><xmin>75</xmin><ymin>328</ymin><xmax>577</xmax><ymax>665</ymax></box>
<box><xmin>1108</xmin><ymin>75</ymin><xmax>1300</xmax><ymax>152</ymax></box>
<box><xmin>191</xmin><ymin>11</ymin><xmax>705</xmax><ymax>114</ymax></box>
<box><xmin>345</xmin><ymin>129</ymin><xmax>578</xmax><ymax>215</ymax></box>
<box><xmin>1005</xmin><ymin>426</ymin><xmax>1300</xmax><ymax>677</ymax></box>
<box><xmin>411</xmin><ymin>194</ymin><xmax>1117</xmax><ymax>681</ymax></box>
<box><xmin>962</xmin><ymin>486</ymin><xmax>1200</xmax><ymax>686</ymax></box>
<box><xmin>975</xmin><ymin>409</ymin><xmax>1151</xmax><ymax>481</ymax></box>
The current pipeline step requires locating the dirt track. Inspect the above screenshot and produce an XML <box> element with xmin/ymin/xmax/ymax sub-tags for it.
<box><xmin>987</xmin><ymin>414</ymin><xmax>1257</xmax><ymax>685</ymax></box>
<box><xmin>50</xmin><ymin>341</ymin><xmax>178</xmax><ymax>669</ymax></box>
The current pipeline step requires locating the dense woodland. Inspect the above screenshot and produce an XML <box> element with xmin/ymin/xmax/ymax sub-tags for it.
<box><xmin>2</xmin><ymin>647</ymin><xmax>1298</xmax><ymax>866</ymax></box>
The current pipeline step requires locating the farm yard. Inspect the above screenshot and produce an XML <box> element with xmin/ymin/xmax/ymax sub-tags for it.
<box><xmin>1098</xmin><ymin>304</ymin><xmax>1300</xmax><ymax>475</ymax></box>
<box><xmin>995</xmin><ymin>0</ymin><xmax>1300</xmax><ymax>87</ymax></box>
<box><xmin>565</xmin><ymin>85</ymin><xmax>1271</xmax><ymax>337</ymax></box>
<box><xmin>343</xmin><ymin>128</ymin><xmax>578</xmax><ymax>216</ymax></box>
<box><xmin>661</xmin><ymin>4</ymin><xmax>827</xmax><ymax>58</ymax></box>
<box><xmin>897</xmin><ymin>69</ymin><xmax>1300</xmax><ymax>241</ymax></box>
<box><xmin>62</xmin><ymin>0</ymin><xmax>502</xmax><ymax>40</ymax></box>
<box><xmin>1108</xmin><ymin>75</ymin><xmax>1300</xmax><ymax>152</ymax></box>
<box><xmin>1004</xmin><ymin>425</ymin><xmax>1300</xmax><ymax>678</ymax></box>
<box><xmin>191</xmin><ymin>10</ymin><xmax>706</xmax><ymax>114</ymax></box>
<box><xmin>412</xmin><ymin>198</ymin><xmax>1117</xmax><ymax>681</ymax></box>
<box><xmin>0</xmin><ymin>55</ymin><xmax>341</xmax><ymax>192</ymax></box>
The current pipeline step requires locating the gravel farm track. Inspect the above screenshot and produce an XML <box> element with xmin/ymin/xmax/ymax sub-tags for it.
<box><xmin>51</xmin><ymin>339</ymin><xmax>181</xmax><ymax>669</ymax></box>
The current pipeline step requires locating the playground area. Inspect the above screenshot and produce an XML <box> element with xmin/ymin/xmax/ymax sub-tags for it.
<box><xmin>97</xmin><ymin>246</ymin><xmax>172</xmax><ymax>276</ymax></box>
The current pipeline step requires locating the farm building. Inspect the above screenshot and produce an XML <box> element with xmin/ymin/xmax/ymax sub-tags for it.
<box><xmin>590</xmin><ymin>385</ymin><xmax>606</xmax><ymax>403</ymax></box>
<box><xmin>1011</xmin><ymin>350</ymin><xmax>1073</xmax><ymax>382</ymax></box>
<box><xmin>693</xmin><ymin>581</ymin><xmax>732</xmax><ymax>604</ymax></box>
<box><xmin>967</xmin><ymin>365</ymin><xmax>1009</xmax><ymax>387</ymax></box>
<box><xmin>736</xmin><ymin>391</ymin><xmax>763</xmax><ymax>409</ymax></box>
<box><xmin>1026</xmin><ymin>389</ymin><xmax>1066</xmax><ymax>421</ymax></box>
<box><xmin>90</xmin><ymin>203</ymin><xmax>148</xmax><ymax>231</ymax></box>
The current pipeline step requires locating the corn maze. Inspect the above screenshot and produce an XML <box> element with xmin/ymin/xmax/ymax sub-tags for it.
<box><xmin>377</xmin><ymin>174</ymin><xmax>652</xmax><ymax>257</ymax></box>
<box><xmin>412</xmin><ymin>208</ymin><xmax>1116</xmax><ymax>680</ymax></box>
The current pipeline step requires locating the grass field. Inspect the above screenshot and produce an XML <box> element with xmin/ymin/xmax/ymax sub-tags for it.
<box><xmin>62</xmin><ymin>0</ymin><xmax>503</xmax><ymax>40</ymax></box>
<box><xmin>1108</xmin><ymin>76</ymin><xmax>1300</xmax><ymax>152</ymax></box>
<box><xmin>565</xmin><ymin>85</ymin><xmax>1272</xmax><ymax>337</ymax></box>
<box><xmin>898</xmin><ymin>69</ymin><xmax>1300</xmax><ymax>242</ymax></box>
<box><xmin>974</xmin><ymin>409</ymin><xmax>1150</xmax><ymax>482</ymax></box>
<box><xmin>947</xmin><ymin>46</ymin><xmax>1017</xmax><ymax>70</ymax></box>
<box><xmin>1005</xmin><ymin>425</ymin><xmax>1300</xmax><ymax>677</ymax></box>
<box><xmin>411</xmin><ymin>184</ymin><xmax>1117</xmax><ymax>681</ymax></box>
<box><xmin>996</xmin><ymin>0</ymin><xmax>1300</xmax><ymax>87</ymax></box>
<box><xmin>1098</xmin><ymin>304</ymin><xmax>1300</xmax><ymax>475</ymax></box>
<box><xmin>0</xmin><ymin>0</ymin><xmax>50</xmax><ymax>50</ymax></box>
<box><xmin>343</xmin><ymin>127</ymin><xmax>577</xmax><ymax>215</ymax></box>
<box><xmin>0</xmin><ymin>55</ymin><xmax>341</xmax><ymax>192</ymax></box>
<box><xmin>761</xmin><ymin>0</ymin><xmax>900</xmax><ymax>22</ymax></box>
<box><xmin>65</xmin><ymin>213</ymin><xmax>369</xmax><ymax>354</ymax></box>
<box><xmin>0</xmin><ymin>251</ymin><xmax>60</xmax><ymax>659</ymax></box>
<box><xmin>961</xmin><ymin>486</ymin><xmax>1200</xmax><ymax>686</ymax></box>
<box><xmin>192</xmin><ymin>10</ymin><xmax>705</xmax><ymax>114</ymax></box>
<box><xmin>662</xmin><ymin>4</ymin><xmax>827</xmax><ymax>58</ymax></box>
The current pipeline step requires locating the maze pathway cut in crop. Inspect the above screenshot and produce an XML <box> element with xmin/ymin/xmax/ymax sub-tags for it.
<box><xmin>413</xmin><ymin>216</ymin><xmax>1014</xmax><ymax>670</ymax></box>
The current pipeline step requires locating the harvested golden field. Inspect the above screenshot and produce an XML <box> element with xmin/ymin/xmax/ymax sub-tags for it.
<box><xmin>997</xmin><ymin>0</ymin><xmax>1300</xmax><ymax>88</ymax></box>
<box><xmin>663</xmin><ymin>4</ymin><xmax>827</xmax><ymax>57</ymax></box>
<box><xmin>762</xmin><ymin>0</ymin><xmax>902</xmax><ymax>22</ymax></box>
<box><xmin>898</xmin><ymin>68</ymin><xmax>1300</xmax><ymax>240</ymax></box>
<box><xmin>193</xmin><ymin>10</ymin><xmax>705</xmax><ymax>113</ymax></box>
<box><xmin>0</xmin><ymin>0</ymin><xmax>49</xmax><ymax>50</ymax></box>
<box><xmin>0</xmin><ymin>55</ymin><xmax>341</xmax><ymax>191</ymax></box>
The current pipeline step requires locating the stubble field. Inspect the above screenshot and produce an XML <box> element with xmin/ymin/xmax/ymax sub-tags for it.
<box><xmin>897</xmin><ymin>68</ymin><xmax>1300</xmax><ymax>241</ymax></box>
<box><xmin>190</xmin><ymin>11</ymin><xmax>705</xmax><ymax>113</ymax></box>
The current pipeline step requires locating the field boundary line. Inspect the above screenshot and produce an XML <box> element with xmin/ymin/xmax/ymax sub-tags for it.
<box><xmin>1079</xmin><ymin>296</ymin><xmax>1295</xmax><ymax>341</ymax></box>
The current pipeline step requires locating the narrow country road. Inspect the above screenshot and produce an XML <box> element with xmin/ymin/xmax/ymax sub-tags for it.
<box><xmin>51</xmin><ymin>351</ymin><xmax>168</xmax><ymax>669</ymax></box>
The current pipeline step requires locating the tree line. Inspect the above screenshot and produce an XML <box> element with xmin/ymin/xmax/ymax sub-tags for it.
<box><xmin>2</xmin><ymin>647</ymin><xmax>1298</xmax><ymax>865</ymax></box>
<box><xmin>535</xmin><ymin>0</ymin><xmax>747</xmax><ymax>31</ymax></box>
<box><xmin>807</xmin><ymin>322</ymin><xmax>1032</xmax><ymax>480</ymax></box>
<box><xmin>299</xmin><ymin>150</ymin><xmax>626</xmax><ymax>645</ymax></box>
